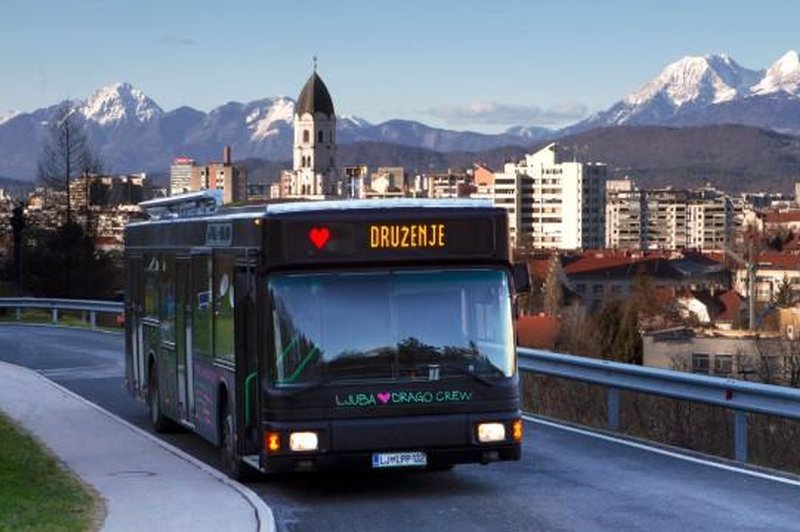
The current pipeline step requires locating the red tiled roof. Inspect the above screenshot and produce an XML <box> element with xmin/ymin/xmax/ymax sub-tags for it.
<box><xmin>526</xmin><ymin>258</ymin><xmax>552</xmax><ymax>282</ymax></box>
<box><xmin>780</xmin><ymin>233</ymin><xmax>800</xmax><ymax>252</ymax></box>
<box><xmin>754</xmin><ymin>251</ymin><xmax>800</xmax><ymax>270</ymax></box>
<box><xmin>516</xmin><ymin>314</ymin><xmax>560</xmax><ymax>350</ymax></box>
<box><xmin>651</xmin><ymin>287</ymin><xmax>678</xmax><ymax>308</ymax></box>
<box><xmin>716</xmin><ymin>289</ymin><xmax>743</xmax><ymax>322</ymax></box>
<box><xmin>562</xmin><ymin>250</ymin><xmax>672</xmax><ymax>275</ymax></box>
<box><xmin>699</xmin><ymin>251</ymin><xmax>726</xmax><ymax>265</ymax></box>
<box><xmin>764</xmin><ymin>211</ymin><xmax>800</xmax><ymax>224</ymax></box>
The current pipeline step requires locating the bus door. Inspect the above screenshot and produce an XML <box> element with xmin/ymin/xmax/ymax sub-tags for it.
<box><xmin>191</xmin><ymin>249</ymin><xmax>215</xmax><ymax>441</ymax></box>
<box><xmin>235</xmin><ymin>262</ymin><xmax>260</xmax><ymax>455</ymax></box>
<box><xmin>175</xmin><ymin>258</ymin><xmax>194</xmax><ymax>424</ymax></box>
<box><xmin>127</xmin><ymin>257</ymin><xmax>146</xmax><ymax>395</ymax></box>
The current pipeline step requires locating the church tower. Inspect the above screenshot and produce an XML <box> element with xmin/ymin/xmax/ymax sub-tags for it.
<box><xmin>285</xmin><ymin>65</ymin><xmax>337</xmax><ymax>199</ymax></box>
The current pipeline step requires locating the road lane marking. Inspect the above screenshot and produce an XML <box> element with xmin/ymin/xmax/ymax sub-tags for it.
<box><xmin>523</xmin><ymin>414</ymin><xmax>800</xmax><ymax>488</ymax></box>
<box><xmin>38</xmin><ymin>365</ymin><xmax>122</xmax><ymax>380</ymax></box>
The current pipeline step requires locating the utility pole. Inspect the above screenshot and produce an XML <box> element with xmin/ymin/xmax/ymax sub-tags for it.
<box><xmin>725</xmin><ymin>246</ymin><xmax>756</xmax><ymax>331</ymax></box>
<box><xmin>10</xmin><ymin>202</ymin><xmax>25</xmax><ymax>295</ymax></box>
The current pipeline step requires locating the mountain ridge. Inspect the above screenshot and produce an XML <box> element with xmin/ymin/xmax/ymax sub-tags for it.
<box><xmin>2</xmin><ymin>50</ymin><xmax>800</xmax><ymax>181</ymax></box>
<box><xmin>570</xmin><ymin>50</ymin><xmax>800</xmax><ymax>134</ymax></box>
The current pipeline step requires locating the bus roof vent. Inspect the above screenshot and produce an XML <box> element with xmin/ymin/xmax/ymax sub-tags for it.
<box><xmin>139</xmin><ymin>190</ymin><xmax>223</xmax><ymax>220</ymax></box>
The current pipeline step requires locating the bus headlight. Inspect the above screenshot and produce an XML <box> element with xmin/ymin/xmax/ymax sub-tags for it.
<box><xmin>289</xmin><ymin>431</ymin><xmax>319</xmax><ymax>452</ymax></box>
<box><xmin>477</xmin><ymin>422</ymin><xmax>506</xmax><ymax>443</ymax></box>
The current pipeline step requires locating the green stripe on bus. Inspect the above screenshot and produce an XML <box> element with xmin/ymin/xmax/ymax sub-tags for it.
<box><xmin>275</xmin><ymin>335</ymin><xmax>300</xmax><ymax>368</ymax></box>
<box><xmin>244</xmin><ymin>371</ymin><xmax>258</xmax><ymax>426</ymax></box>
<box><xmin>281</xmin><ymin>346</ymin><xmax>319</xmax><ymax>384</ymax></box>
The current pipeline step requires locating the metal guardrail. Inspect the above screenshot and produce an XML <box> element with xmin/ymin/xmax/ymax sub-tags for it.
<box><xmin>518</xmin><ymin>347</ymin><xmax>800</xmax><ymax>463</ymax></box>
<box><xmin>2</xmin><ymin>299</ymin><xmax>795</xmax><ymax>463</ymax></box>
<box><xmin>0</xmin><ymin>297</ymin><xmax>123</xmax><ymax>330</ymax></box>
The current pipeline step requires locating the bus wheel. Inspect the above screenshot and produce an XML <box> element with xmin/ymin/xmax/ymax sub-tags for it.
<box><xmin>220</xmin><ymin>401</ymin><xmax>251</xmax><ymax>481</ymax></box>
<box><xmin>148</xmin><ymin>365</ymin><xmax>175</xmax><ymax>433</ymax></box>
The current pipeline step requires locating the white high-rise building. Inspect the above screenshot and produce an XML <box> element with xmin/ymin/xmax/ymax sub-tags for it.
<box><xmin>491</xmin><ymin>143</ymin><xmax>606</xmax><ymax>249</ymax></box>
<box><xmin>687</xmin><ymin>189</ymin><xmax>733</xmax><ymax>250</ymax></box>
<box><xmin>169</xmin><ymin>157</ymin><xmax>196</xmax><ymax>196</ymax></box>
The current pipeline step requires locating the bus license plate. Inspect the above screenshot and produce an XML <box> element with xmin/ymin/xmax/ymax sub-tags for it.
<box><xmin>372</xmin><ymin>451</ymin><xmax>427</xmax><ymax>468</ymax></box>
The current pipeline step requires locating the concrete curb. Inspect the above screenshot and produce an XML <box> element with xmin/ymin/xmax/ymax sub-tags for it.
<box><xmin>5</xmin><ymin>361</ymin><xmax>276</xmax><ymax>532</ymax></box>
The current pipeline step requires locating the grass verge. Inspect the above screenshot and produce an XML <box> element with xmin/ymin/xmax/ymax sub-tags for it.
<box><xmin>0</xmin><ymin>411</ymin><xmax>103</xmax><ymax>531</ymax></box>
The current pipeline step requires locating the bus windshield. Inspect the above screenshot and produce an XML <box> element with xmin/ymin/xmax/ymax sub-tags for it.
<box><xmin>268</xmin><ymin>268</ymin><xmax>515</xmax><ymax>387</ymax></box>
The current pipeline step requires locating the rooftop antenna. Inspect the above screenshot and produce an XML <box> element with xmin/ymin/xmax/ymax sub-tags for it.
<box><xmin>313</xmin><ymin>55</ymin><xmax>318</xmax><ymax>73</ymax></box>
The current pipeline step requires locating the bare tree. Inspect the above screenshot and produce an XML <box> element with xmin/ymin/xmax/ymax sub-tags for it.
<box><xmin>754</xmin><ymin>337</ymin><xmax>782</xmax><ymax>385</ymax></box>
<box><xmin>37</xmin><ymin>101</ymin><xmax>103</xmax><ymax>224</ymax></box>
<box><xmin>785</xmin><ymin>342</ymin><xmax>800</xmax><ymax>387</ymax></box>
<box><xmin>542</xmin><ymin>253</ymin><xmax>564</xmax><ymax>316</ymax></box>
<box><xmin>758</xmin><ymin>335</ymin><xmax>800</xmax><ymax>387</ymax></box>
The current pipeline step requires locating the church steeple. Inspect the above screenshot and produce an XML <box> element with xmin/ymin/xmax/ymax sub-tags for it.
<box><xmin>296</xmin><ymin>71</ymin><xmax>335</xmax><ymax>119</ymax></box>
<box><xmin>287</xmin><ymin>66</ymin><xmax>338</xmax><ymax>198</ymax></box>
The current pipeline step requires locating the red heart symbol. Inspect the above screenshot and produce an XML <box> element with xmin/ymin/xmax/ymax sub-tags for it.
<box><xmin>309</xmin><ymin>227</ymin><xmax>330</xmax><ymax>249</ymax></box>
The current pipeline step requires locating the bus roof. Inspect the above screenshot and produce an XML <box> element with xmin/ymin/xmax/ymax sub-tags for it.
<box><xmin>264</xmin><ymin>198</ymin><xmax>493</xmax><ymax>214</ymax></box>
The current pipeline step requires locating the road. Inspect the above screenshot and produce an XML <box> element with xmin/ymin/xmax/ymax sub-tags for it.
<box><xmin>1</xmin><ymin>324</ymin><xmax>799</xmax><ymax>531</ymax></box>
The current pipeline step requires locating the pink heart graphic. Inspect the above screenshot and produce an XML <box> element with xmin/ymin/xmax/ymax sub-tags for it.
<box><xmin>377</xmin><ymin>392</ymin><xmax>391</xmax><ymax>404</ymax></box>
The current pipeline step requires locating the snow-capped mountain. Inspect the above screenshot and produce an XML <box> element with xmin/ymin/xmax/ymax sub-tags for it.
<box><xmin>82</xmin><ymin>82</ymin><xmax>163</xmax><ymax>125</ymax></box>
<box><xmin>752</xmin><ymin>50</ymin><xmax>800</xmax><ymax>95</ymax></box>
<box><xmin>0</xmin><ymin>83</ymin><xmax>540</xmax><ymax>180</ymax></box>
<box><xmin>624</xmin><ymin>54</ymin><xmax>759</xmax><ymax>109</ymax></box>
<box><xmin>571</xmin><ymin>50</ymin><xmax>800</xmax><ymax>134</ymax></box>
<box><xmin>0</xmin><ymin>110</ymin><xmax>20</xmax><ymax>126</ymax></box>
<box><xmin>5</xmin><ymin>51</ymin><xmax>800</xmax><ymax>182</ymax></box>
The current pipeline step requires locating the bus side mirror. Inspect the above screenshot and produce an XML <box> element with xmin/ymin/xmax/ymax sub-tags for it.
<box><xmin>512</xmin><ymin>262</ymin><xmax>531</xmax><ymax>294</ymax></box>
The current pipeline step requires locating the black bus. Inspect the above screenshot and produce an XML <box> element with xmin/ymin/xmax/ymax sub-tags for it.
<box><xmin>124</xmin><ymin>191</ymin><xmax>527</xmax><ymax>478</ymax></box>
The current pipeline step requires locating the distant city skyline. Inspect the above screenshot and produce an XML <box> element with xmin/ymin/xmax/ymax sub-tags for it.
<box><xmin>2</xmin><ymin>0</ymin><xmax>799</xmax><ymax>133</ymax></box>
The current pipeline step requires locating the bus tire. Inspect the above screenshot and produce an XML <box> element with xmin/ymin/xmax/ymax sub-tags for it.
<box><xmin>148</xmin><ymin>364</ymin><xmax>176</xmax><ymax>433</ymax></box>
<box><xmin>220</xmin><ymin>400</ymin><xmax>252</xmax><ymax>481</ymax></box>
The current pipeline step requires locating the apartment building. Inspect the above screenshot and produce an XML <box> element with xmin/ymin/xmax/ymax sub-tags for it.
<box><xmin>169</xmin><ymin>147</ymin><xmax>247</xmax><ymax>204</ymax></box>
<box><xmin>606</xmin><ymin>181</ymin><xmax>736</xmax><ymax>251</ymax></box>
<box><xmin>169</xmin><ymin>157</ymin><xmax>196</xmax><ymax>196</ymax></box>
<box><xmin>195</xmin><ymin>146</ymin><xmax>247</xmax><ymax>204</ymax></box>
<box><xmin>493</xmin><ymin>143</ymin><xmax>606</xmax><ymax>249</ymax></box>
<box><xmin>606</xmin><ymin>179</ymin><xmax>645</xmax><ymax>250</ymax></box>
<box><xmin>491</xmin><ymin>163</ymin><xmax>522</xmax><ymax>244</ymax></box>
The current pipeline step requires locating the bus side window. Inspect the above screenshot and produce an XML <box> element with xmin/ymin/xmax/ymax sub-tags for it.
<box><xmin>214</xmin><ymin>254</ymin><xmax>236</xmax><ymax>362</ymax></box>
<box><xmin>160</xmin><ymin>256</ymin><xmax>176</xmax><ymax>343</ymax></box>
<box><xmin>144</xmin><ymin>255</ymin><xmax>159</xmax><ymax>319</ymax></box>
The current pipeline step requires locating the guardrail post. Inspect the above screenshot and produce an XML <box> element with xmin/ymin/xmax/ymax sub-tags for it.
<box><xmin>89</xmin><ymin>311</ymin><xmax>96</xmax><ymax>330</ymax></box>
<box><xmin>15</xmin><ymin>307</ymin><xmax>21</xmax><ymax>321</ymax></box>
<box><xmin>51</xmin><ymin>308</ymin><xmax>58</xmax><ymax>325</ymax></box>
<box><xmin>607</xmin><ymin>387</ymin><xmax>620</xmax><ymax>431</ymax></box>
<box><xmin>734</xmin><ymin>410</ymin><xmax>748</xmax><ymax>462</ymax></box>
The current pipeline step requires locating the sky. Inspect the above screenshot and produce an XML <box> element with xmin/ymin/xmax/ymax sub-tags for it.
<box><xmin>2</xmin><ymin>0</ymin><xmax>799</xmax><ymax>133</ymax></box>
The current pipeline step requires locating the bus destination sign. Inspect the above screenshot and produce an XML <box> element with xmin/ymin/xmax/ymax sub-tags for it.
<box><xmin>282</xmin><ymin>216</ymin><xmax>498</xmax><ymax>262</ymax></box>
<box><xmin>368</xmin><ymin>223</ymin><xmax>445</xmax><ymax>250</ymax></box>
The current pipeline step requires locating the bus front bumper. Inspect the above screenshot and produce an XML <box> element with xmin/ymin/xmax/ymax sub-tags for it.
<box><xmin>257</xmin><ymin>411</ymin><xmax>522</xmax><ymax>473</ymax></box>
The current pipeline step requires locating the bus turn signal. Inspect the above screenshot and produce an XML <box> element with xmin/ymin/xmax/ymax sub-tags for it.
<box><xmin>265</xmin><ymin>431</ymin><xmax>281</xmax><ymax>453</ymax></box>
<box><xmin>512</xmin><ymin>419</ymin><xmax>523</xmax><ymax>442</ymax></box>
